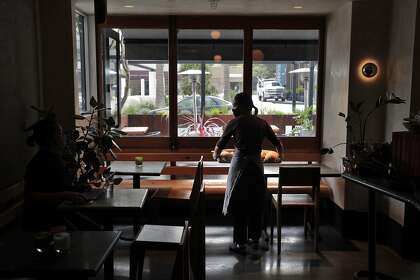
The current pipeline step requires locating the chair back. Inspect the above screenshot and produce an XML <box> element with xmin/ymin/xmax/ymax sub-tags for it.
<box><xmin>278</xmin><ymin>165</ymin><xmax>320</xmax><ymax>189</ymax></box>
<box><xmin>189</xmin><ymin>156</ymin><xmax>204</xmax><ymax>221</ymax></box>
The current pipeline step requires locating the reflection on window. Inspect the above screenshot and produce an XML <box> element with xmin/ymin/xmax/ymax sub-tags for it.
<box><xmin>177</xmin><ymin>30</ymin><xmax>243</xmax><ymax>137</ymax></box>
<box><xmin>74</xmin><ymin>12</ymin><xmax>87</xmax><ymax>113</ymax></box>
<box><xmin>117</xmin><ymin>29</ymin><xmax>169</xmax><ymax>136</ymax></box>
<box><xmin>253</xmin><ymin>30</ymin><xmax>319</xmax><ymax>137</ymax></box>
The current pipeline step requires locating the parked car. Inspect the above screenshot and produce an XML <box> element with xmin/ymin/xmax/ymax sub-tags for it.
<box><xmin>149</xmin><ymin>96</ymin><xmax>232</xmax><ymax>115</ymax></box>
<box><xmin>257</xmin><ymin>79</ymin><xmax>286</xmax><ymax>102</ymax></box>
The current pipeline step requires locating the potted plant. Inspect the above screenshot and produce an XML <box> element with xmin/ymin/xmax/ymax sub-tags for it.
<box><xmin>64</xmin><ymin>97</ymin><xmax>126</xmax><ymax>190</ymax></box>
<box><xmin>321</xmin><ymin>93</ymin><xmax>405</xmax><ymax>176</ymax></box>
<box><xmin>403</xmin><ymin>111</ymin><xmax>420</xmax><ymax>134</ymax></box>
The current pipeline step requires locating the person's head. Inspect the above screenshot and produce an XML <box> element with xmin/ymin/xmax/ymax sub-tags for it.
<box><xmin>27</xmin><ymin>119</ymin><xmax>64</xmax><ymax>150</ymax></box>
<box><xmin>232</xmin><ymin>92</ymin><xmax>258</xmax><ymax>117</ymax></box>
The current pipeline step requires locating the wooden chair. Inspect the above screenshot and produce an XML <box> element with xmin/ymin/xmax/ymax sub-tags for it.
<box><xmin>130</xmin><ymin>157</ymin><xmax>204</xmax><ymax>280</ymax></box>
<box><xmin>271</xmin><ymin>165</ymin><xmax>320</xmax><ymax>254</ymax></box>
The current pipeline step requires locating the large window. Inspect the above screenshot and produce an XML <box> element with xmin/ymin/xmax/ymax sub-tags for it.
<box><xmin>74</xmin><ymin>12</ymin><xmax>87</xmax><ymax>114</ymax></box>
<box><xmin>100</xmin><ymin>16</ymin><xmax>324</xmax><ymax>151</ymax></box>
<box><xmin>177</xmin><ymin>30</ymin><xmax>243</xmax><ymax>137</ymax></box>
<box><xmin>253</xmin><ymin>30</ymin><xmax>319</xmax><ymax>137</ymax></box>
<box><xmin>114</xmin><ymin>29</ymin><xmax>169</xmax><ymax>136</ymax></box>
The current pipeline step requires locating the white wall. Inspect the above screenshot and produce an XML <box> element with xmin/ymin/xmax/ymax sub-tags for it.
<box><xmin>380</xmin><ymin>0</ymin><xmax>418</xmax><ymax>225</ymax></box>
<box><xmin>322</xmin><ymin>2</ymin><xmax>353</xmax><ymax>209</ymax></box>
<box><xmin>385</xmin><ymin>0</ymin><xmax>417</xmax><ymax>141</ymax></box>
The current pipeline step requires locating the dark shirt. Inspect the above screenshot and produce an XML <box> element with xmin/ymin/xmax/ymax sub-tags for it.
<box><xmin>24</xmin><ymin>149</ymin><xmax>72</xmax><ymax>229</ymax></box>
<box><xmin>216</xmin><ymin>115</ymin><xmax>280</xmax><ymax>155</ymax></box>
<box><xmin>25</xmin><ymin>149</ymin><xmax>72</xmax><ymax>194</ymax></box>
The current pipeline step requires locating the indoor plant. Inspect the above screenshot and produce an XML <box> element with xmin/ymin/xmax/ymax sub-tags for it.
<box><xmin>321</xmin><ymin>93</ymin><xmax>405</xmax><ymax>176</ymax></box>
<box><xmin>65</xmin><ymin>97</ymin><xmax>126</xmax><ymax>190</ymax></box>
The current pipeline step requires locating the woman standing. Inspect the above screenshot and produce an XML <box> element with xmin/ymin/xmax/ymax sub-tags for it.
<box><xmin>213</xmin><ymin>92</ymin><xmax>283</xmax><ymax>255</ymax></box>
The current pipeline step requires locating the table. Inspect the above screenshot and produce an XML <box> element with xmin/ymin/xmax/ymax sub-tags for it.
<box><xmin>60</xmin><ymin>188</ymin><xmax>149</xmax><ymax>231</ymax></box>
<box><xmin>0</xmin><ymin>231</ymin><xmax>121</xmax><ymax>280</ymax></box>
<box><xmin>121</xmin><ymin>126</ymin><xmax>149</xmax><ymax>136</ymax></box>
<box><xmin>110</xmin><ymin>161</ymin><xmax>167</xmax><ymax>189</ymax></box>
<box><xmin>263</xmin><ymin>163</ymin><xmax>341</xmax><ymax>178</ymax></box>
<box><xmin>342</xmin><ymin>173</ymin><xmax>420</xmax><ymax>280</ymax></box>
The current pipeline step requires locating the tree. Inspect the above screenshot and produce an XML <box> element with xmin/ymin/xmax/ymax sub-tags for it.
<box><xmin>253</xmin><ymin>64</ymin><xmax>276</xmax><ymax>79</ymax></box>
<box><xmin>179</xmin><ymin>64</ymin><xmax>217</xmax><ymax>97</ymax></box>
<box><xmin>155</xmin><ymin>64</ymin><xmax>165</xmax><ymax>108</ymax></box>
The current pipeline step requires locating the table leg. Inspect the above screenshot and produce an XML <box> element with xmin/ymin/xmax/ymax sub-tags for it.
<box><xmin>133</xmin><ymin>175</ymin><xmax>140</xmax><ymax>189</ymax></box>
<box><xmin>104</xmin><ymin>250</ymin><xmax>114</xmax><ymax>280</ymax></box>
<box><xmin>353</xmin><ymin>189</ymin><xmax>398</xmax><ymax>280</ymax></box>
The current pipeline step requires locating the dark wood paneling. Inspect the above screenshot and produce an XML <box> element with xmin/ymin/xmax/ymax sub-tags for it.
<box><xmin>411</xmin><ymin>2</ymin><xmax>420</xmax><ymax>114</ymax></box>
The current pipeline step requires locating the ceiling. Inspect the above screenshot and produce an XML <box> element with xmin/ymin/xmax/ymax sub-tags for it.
<box><xmin>75</xmin><ymin>0</ymin><xmax>352</xmax><ymax>16</ymax></box>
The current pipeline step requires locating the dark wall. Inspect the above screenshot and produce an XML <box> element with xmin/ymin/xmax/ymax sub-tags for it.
<box><xmin>0</xmin><ymin>0</ymin><xmax>41</xmax><ymax>188</ymax></box>
<box><xmin>38</xmin><ymin>0</ymin><xmax>75</xmax><ymax>131</ymax></box>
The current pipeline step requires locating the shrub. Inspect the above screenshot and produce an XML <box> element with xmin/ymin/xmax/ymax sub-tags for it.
<box><xmin>122</xmin><ymin>101</ymin><xmax>156</xmax><ymax>115</ymax></box>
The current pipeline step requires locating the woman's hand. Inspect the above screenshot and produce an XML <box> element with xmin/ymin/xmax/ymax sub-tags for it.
<box><xmin>276</xmin><ymin>143</ymin><xmax>285</xmax><ymax>161</ymax></box>
<box><xmin>212</xmin><ymin>146</ymin><xmax>221</xmax><ymax>161</ymax></box>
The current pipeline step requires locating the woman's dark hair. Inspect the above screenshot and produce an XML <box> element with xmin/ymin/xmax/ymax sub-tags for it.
<box><xmin>26</xmin><ymin>119</ymin><xmax>60</xmax><ymax>147</ymax></box>
<box><xmin>232</xmin><ymin>92</ymin><xmax>258</xmax><ymax>116</ymax></box>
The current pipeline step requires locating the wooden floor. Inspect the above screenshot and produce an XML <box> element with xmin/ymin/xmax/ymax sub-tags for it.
<box><xmin>90</xmin><ymin>225</ymin><xmax>420</xmax><ymax>280</ymax></box>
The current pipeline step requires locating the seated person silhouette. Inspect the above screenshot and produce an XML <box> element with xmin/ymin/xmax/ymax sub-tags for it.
<box><xmin>24</xmin><ymin>116</ymin><xmax>99</xmax><ymax>231</ymax></box>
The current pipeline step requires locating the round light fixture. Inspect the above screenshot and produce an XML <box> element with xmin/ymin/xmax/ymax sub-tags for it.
<box><xmin>210</xmin><ymin>30</ymin><xmax>221</xmax><ymax>40</ymax></box>
<box><xmin>123</xmin><ymin>5</ymin><xmax>134</xmax><ymax>8</ymax></box>
<box><xmin>252</xmin><ymin>49</ymin><xmax>264</xmax><ymax>61</ymax></box>
<box><xmin>293</xmin><ymin>5</ymin><xmax>303</xmax><ymax>9</ymax></box>
<box><xmin>362</xmin><ymin>62</ymin><xmax>378</xmax><ymax>78</ymax></box>
<box><xmin>213</xmin><ymin>54</ymin><xmax>222</xmax><ymax>63</ymax></box>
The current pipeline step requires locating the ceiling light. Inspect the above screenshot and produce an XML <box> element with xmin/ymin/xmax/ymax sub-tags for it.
<box><xmin>209</xmin><ymin>0</ymin><xmax>220</xmax><ymax>9</ymax></box>
<box><xmin>210</xmin><ymin>30</ymin><xmax>221</xmax><ymax>40</ymax></box>
<box><xmin>123</xmin><ymin>5</ymin><xmax>134</xmax><ymax>8</ymax></box>
<box><xmin>293</xmin><ymin>5</ymin><xmax>303</xmax><ymax>9</ymax></box>
<box><xmin>213</xmin><ymin>54</ymin><xmax>222</xmax><ymax>63</ymax></box>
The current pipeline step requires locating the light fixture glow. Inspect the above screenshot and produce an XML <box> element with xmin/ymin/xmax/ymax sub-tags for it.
<box><xmin>293</xmin><ymin>5</ymin><xmax>303</xmax><ymax>9</ymax></box>
<box><xmin>123</xmin><ymin>5</ymin><xmax>134</xmax><ymax>8</ymax></box>
<box><xmin>358</xmin><ymin>58</ymin><xmax>380</xmax><ymax>82</ymax></box>
<box><xmin>210</xmin><ymin>30</ymin><xmax>221</xmax><ymax>40</ymax></box>
<box><xmin>213</xmin><ymin>54</ymin><xmax>222</xmax><ymax>63</ymax></box>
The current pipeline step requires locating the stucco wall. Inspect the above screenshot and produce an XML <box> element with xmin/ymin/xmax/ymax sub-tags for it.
<box><xmin>381</xmin><ymin>0</ymin><xmax>418</xmax><ymax>225</ymax></box>
<box><xmin>322</xmin><ymin>2</ymin><xmax>353</xmax><ymax>209</ymax></box>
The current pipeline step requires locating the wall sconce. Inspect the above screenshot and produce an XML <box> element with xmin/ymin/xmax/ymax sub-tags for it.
<box><xmin>361</xmin><ymin>62</ymin><xmax>378</xmax><ymax>78</ymax></box>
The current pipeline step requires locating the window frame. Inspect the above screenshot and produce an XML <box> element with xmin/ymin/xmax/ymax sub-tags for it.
<box><xmin>99</xmin><ymin>15</ymin><xmax>325</xmax><ymax>153</ymax></box>
<box><xmin>74</xmin><ymin>10</ymin><xmax>89</xmax><ymax>114</ymax></box>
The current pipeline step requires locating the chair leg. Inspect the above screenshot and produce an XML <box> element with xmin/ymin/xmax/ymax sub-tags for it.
<box><xmin>304</xmin><ymin>208</ymin><xmax>308</xmax><ymax>239</ymax></box>
<box><xmin>130</xmin><ymin>245</ymin><xmax>145</xmax><ymax>280</ymax></box>
<box><xmin>277</xmin><ymin>205</ymin><xmax>281</xmax><ymax>256</ymax></box>
<box><xmin>270</xmin><ymin>203</ymin><xmax>274</xmax><ymax>245</ymax></box>
<box><xmin>314</xmin><ymin>190</ymin><xmax>320</xmax><ymax>252</ymax></box>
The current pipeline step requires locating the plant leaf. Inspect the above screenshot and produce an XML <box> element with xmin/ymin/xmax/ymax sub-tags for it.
<box><xmin>320</xmin><ymin>148</ymin><xmax>330</xmax><ymax>155</ymax></box>
<box><xmin>89</xmin><ymin>96</ymin><xmax>97</xmax><ymax>108</ymax></box>
<box><xmin>338</xmin><ymin>112</ymin><xmax>346</xmax><ymax>118</ymax></box>
<box><xmin>375</xmin><ymin>96</ymin><xmax>383</xmax><ymax>108</ymax></box>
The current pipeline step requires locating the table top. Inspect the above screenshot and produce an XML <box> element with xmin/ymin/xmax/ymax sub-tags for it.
<box><xmin>202</xmin><ymin>161</ymin><xmax>341</xmax><ymax>178</ymax></box>
<box><xmin>110</xmin><ymin>161</ymin><xmax>167</xmax><ymax>176</ymax></box>
<box><xmin>342</xmin><ymin>173</ymin><xmax>420</xmax><ymax>211</ymax></box>
<box><xmin>0</xmin><ymin>231</ymin><xmax>121</xmax><ymax>278</ymax></box>
<box><xmin>121</xmin><ymin>126</ymin><xmax>149</xmax><ymax>136</ymax></box>
<box><xmin>263</xmin><ymin>163</ymin><xmax>341</xmax><ymax>178</ymax></box>
<box><xmin>60</xmin><ymin>188</ymin><xmax>149</xmax><ymax>212</ymax></box>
